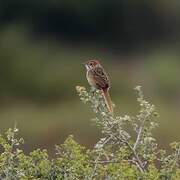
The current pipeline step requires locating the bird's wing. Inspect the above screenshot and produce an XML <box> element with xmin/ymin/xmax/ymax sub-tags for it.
<box><xmin>93</xmin><ymin>67</ymin><xmax>110</xmax><ymax>89</ymax></box>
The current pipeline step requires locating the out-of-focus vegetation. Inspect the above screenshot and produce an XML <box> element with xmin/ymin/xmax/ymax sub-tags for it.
<box><xmin>0</xmin><ymin>26</ymin><xmax>179</xmax><ymax>154</ymax></box>
<box><xmin>0</xmin><ymin>0</ymin><xmax>179</xmax><ymax>48</ymax></box>
<box><xmin>0</xmin><ymin>0</ymin><xmax>179</xmax><ymax>153</ymax></box>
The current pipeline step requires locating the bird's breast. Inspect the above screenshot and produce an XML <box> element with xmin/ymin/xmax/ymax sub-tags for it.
<box><xmin>86</xmin><ymin>70</ymin><xmax>99</xmax><ymax>89</ymax></box>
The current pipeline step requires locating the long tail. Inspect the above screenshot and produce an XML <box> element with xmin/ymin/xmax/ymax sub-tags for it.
<box><xmin>102</xmin><ymin>89</ymin><xmax>113</xmax><ymax>113</ymax></box>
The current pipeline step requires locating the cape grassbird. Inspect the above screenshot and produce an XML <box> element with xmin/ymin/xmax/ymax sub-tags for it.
<box><xmin>84</xmin><ymin>60</ymin><xmax>113</xmax><ymax>113</ymax></box>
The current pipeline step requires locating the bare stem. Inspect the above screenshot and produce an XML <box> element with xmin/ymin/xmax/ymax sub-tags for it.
<box><xmin>89</xmin><ymin>136</ymin><xmax>112</xmax><ymax>180</ymax></box>
<box><xmin>89</xmin><ymin>153</ymin><xmax>101</xmax><ymax>180</ymax></box>
<box><xmin>112</xmin><ymin>134</ymin><xmax>145</xmax><ymax>173</ymax></box>
<box><xmin>126</xmin><ymin>141</ymin><xmax>145</xmax><ymax>173</ymax></box>
<box><xmin>133</xmin><ymin>126</ymin><xmax>143</xmax><ymax>151</ymax></box>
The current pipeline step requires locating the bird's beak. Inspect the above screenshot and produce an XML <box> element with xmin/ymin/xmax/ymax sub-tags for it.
<box><xmin>82</xmin><ymin>62</ymin><xmax>88</xmax><ymax>69</ymax></box>
<box><xmin>82</xmin><ymin>62</ymin><xmax>89</xmax><ymax>70</ymax></box>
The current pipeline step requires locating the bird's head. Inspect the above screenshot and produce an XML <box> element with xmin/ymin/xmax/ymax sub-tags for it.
<box><xmin>84</xmin><ymin>60</ymin><xmax>100</xmax><ymax>70</ymax></box>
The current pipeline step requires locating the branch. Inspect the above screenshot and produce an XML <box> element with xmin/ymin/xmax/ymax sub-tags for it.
<box><xmin>133</xmin><ymin>126</ymin><xmax>143</xmax><ymax>151</ymax></box>
<box><xmin>112</xmin><ymin>134</ymin><xmax>145</xmax><ymax>173</ymax></box>
<box><xmin>90</xmin><ymin>136</ymin><xmax>112</xmax><ymax>179</ymax></box>
<box><xmin>133</xmin><ymin>113</ymin><xmax>149</xmax><ymax>151</ymax></box>
<box><xmin>125</xmin><ymin>141</ymin><xmax>145</xmax><ymax>173</ymax></box>
<box><xmin>171</xmin><ymin>148</ymin><xmax>180</xmax><ymax>172</ymax></box>
<box><xmin>89</xmin><ymin>152</ymin><xmax>101</xmax><ymax>180</ymax></box>
<box><xmin>91</xmin><ymin>159</ymin><xmax>144</xmax><ymax>174</ymax></box>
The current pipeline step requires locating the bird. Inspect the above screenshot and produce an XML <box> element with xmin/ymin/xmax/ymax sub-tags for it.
<box><xmin>84</xmin><ymin>59</ymin><xmax>113</xmax><ymax>113</ymax></box>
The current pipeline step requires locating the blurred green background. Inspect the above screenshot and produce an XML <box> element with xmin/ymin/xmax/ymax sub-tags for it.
<box><xmin>0</xmin><ymin>0</ymin><xmax>180</xmax><ymax>154</ymax></box>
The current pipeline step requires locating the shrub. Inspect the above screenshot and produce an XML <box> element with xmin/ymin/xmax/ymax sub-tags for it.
<box><xmin>0</xmin><ymin>86</ymin><xmax>179</xmax><ymax>179</ymax></box>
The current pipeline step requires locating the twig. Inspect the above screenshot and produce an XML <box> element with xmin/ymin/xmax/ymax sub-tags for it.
<box><xmin>89</xmin><ymin>152</ymin><xmax>101</xmax><ymax>180</ymax></box>
<box><xmin>90</xmin><ymin>159</ymin><xmax>145</xmax><ymax>174</ymax></box>
<box><xmin>133</xmin><ymin>113</ymin><xmax>149</xmax><ymax>151</ymax></box>
<box><xmin>91</xmin><ymin>159</ymin><xmax>136</xmax><ymax>164</ymax></box>
<box><xmin>171</xmin><ymin>148</ymin><xmax>180</xmax><ymax>172</ymax></box>
<box><xmin>125</xmin><ymin>141</ymin><xmax>145</xmax><ymax>173</ymax></box>
<box><xmin>133</xmin><ymin>126</ymin><xmax>143</xmax><ymax>151</ymax></box>
<box><xmin>112</xmin><ymin>134</ymin><xmax>145</xmax><ymax>173</ymax></box>
<box><xmin>89</xmin><ymin>136</ymin><xmax>112</xmax><ymax>180</ymax></box>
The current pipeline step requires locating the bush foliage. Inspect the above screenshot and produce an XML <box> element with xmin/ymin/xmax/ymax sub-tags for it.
<box><xmin>0</xmin><ymin>86</ymin><xmax>179</xmax><ymax>179</ymax></box>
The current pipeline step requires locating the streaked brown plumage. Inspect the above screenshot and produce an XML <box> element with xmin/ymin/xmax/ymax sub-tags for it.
<box><xmin>84</xmin><ymin>60</ymin><xmax>113</xmax><ymax>113</ymax></box>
